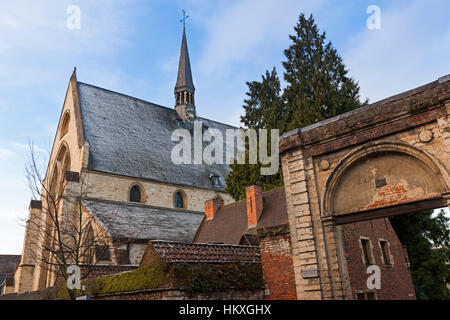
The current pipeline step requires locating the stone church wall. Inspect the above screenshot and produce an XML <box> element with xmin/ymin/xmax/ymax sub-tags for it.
<box><xmin>81</xmin><ymin>170</ymin><xmax>233</xmax><ymax>212</ymax></box>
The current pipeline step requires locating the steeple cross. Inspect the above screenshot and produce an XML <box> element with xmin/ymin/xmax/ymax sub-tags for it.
<box><xmin>180</xmin><ymin>9</ymin><xmax>189</xmax><ymax>28</ymax></box>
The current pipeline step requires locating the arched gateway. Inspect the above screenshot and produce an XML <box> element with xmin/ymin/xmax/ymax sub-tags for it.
<box><xmin>279</xmin><ymin>75</ymin><xmax>450</xmax><ymax>299</ymax></box>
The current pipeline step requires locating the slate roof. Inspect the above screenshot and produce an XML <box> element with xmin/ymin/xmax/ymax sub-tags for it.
<box><xmin>148</xmin><ymin>241</ymin><xmax>261</xmax><ymax>264</ymax></box>
<box><xmin>0</xmin><ymin>255</ymin><xmax>21</xmax><ymax>274</ymax></box>
<box><xmin>0</xmin><ymin>255</ymin><xmax>21</xmax><ymax>290</ymax></box>
<box><xmin>77</xmin><ymin>82</ymin><xmax>236</xmax><ymax>191</ymax></box>
<box><xmin>82</xmin><ymin>199</ymin><xmax>204</xmax><ymax>242</ymax></box>
<box><xmin>194</xmin><ymin>187</ymin><xmax>288</xmax><ymax>245</ymax></box>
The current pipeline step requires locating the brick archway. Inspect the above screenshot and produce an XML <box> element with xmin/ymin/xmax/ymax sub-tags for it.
<box><xmin>279</xmin><ymin>75</ymin><xmax>450</xmax><ymax>299</ymax></box>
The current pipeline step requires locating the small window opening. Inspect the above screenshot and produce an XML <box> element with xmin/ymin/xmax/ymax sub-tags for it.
<box><xmin>174</xmin><ymin>191</ymin><xmax>184</xmax><ymax>209</ymax></box>
<box><xmin>361</xmin><ymin>238</ymin><xmax>373</xmax><ymax>265</ymax></box>
<box><xmin>130</xmin><ymin>185</ymin><xmax>141</xmax><ymax>203</ymax></box>
<box><xmin>380</xmin><ymin>240</ymin><xmax>391</xmax><ymax>265</ymax></box>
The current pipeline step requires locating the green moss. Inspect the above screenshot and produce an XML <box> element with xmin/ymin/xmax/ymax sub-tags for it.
<box><xmin>82</xmin><ymin>263</ymin><xmax>263</xmax><ymax>297</ymax></box>
<box><xmin>85</xmin><ymin>264</ymin><xmax>172</xmax><ymax>295</ymax></box>
<box><xmin>46</xmin><ymin>282</ymin><xmax>78</xmax><ymax>300</ymax></box>
<box><xmin>173</xmin><ymin>263</ymin><xmax>264</xmax><ymax>294</ymax></box>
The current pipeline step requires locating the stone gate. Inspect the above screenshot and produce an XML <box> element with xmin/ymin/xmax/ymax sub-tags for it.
<box><xmin>279</xmin><ymin>75</ymin><xmax>450</xmax><ymax>299</ymax></box>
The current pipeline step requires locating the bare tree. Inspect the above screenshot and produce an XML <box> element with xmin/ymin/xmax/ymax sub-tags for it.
<box><xmin>23</xmin><ymin>142</ymin><xmax>115</xmax><ymax>300</ymax></box>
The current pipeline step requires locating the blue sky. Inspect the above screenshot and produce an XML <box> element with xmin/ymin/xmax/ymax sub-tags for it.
<box><xmin>0</xmin><ymin>0</ymin><xmax>449</xmax><ymax>253</ymax></box>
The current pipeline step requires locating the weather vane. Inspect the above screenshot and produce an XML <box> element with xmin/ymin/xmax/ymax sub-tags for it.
<box><xmin>180</xmin><ymin>9</ymin><xmax>189</xmax><ymax>29</ymax></box>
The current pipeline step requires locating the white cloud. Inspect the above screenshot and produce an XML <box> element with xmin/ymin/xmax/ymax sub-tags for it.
<box><xmin>198</xmin><ymin>0</ymin><xmax>324</xmax><ymax>76</ymax></box>
<box><xmin>0</xmin><ymin>0</ymin><xmax>135</xmax><ymax>54</ymax></box>
<box><xmin>11</xmin><ymin>141</ymin><xmax>48</xmax><ymax>156</ymax></box>
<box><xmin>344</xmin><ymin>0</ymin><xmax>450</xmax><ymax>102</ymax></box>
<box><xmin>0</xmin><ymin>0</ymin><xmax>139</xmax><ymax>87</ymax></box>
<box><xmin>0</xmin><ymin>148</ymin><xmax>15</xmax><ymax>159</ymax></box>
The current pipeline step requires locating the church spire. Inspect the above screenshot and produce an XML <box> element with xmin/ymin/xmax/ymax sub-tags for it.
<box><xmin>175</xmin><ymin>27</ymin><xmax>195</xmax><ymax>97</ymax></box>
<box><xmin>175</xmin><ymin>10</ymin><xmax>196</xmax><ymax>122</ymax></box>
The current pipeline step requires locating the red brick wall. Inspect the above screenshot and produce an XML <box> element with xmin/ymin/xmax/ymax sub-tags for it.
<box><xmin>259</xmin><ymin>233</ymin><xmax>296</xmax><ymax>300</ymax></box>
<box><xmin>139</xmin><ymin>244</ymin><xmax>162</xmax><ymax>267</ymax></box>
<box><xmin>341</xmin><ymin>218</ymin><xmax>416</xmax><ymax>300</ymax></box>
<box><xmin>95</xmin><ymin>288</ymin><xmax>264</xmax><ymax>300</ymax></box>
<box><xmin>246</xmin><ymin>186</ymin><xmax>263</xmax><ymax>227</ymax></box>
<box><xmin>205</xmin><ymin>197</ymin><xmax>223</xmax><ymax>220</ymax></box>
<box><xmin>364</xmin><ymin>183</ymin><xmax>440</xmax><ymax>210</ymax></box>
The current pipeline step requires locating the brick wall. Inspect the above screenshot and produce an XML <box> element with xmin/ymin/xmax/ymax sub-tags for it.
<box><xmin>139</xmin><ymin>245</ymin><xmax>162</xmax><ymax>267</ymax></box>
<box><xmin>364</xmin><ymin>183</ymin><xmax>440</xmax><ymax>211</ymax></box>
<box><xmin>341</xmin><ymin>218</ymin><xmax>416</xmax><ymax>300</ymax></box>
<box><xmin>259</xmin><ymin>231</ymin><xmax>296</xmax><ymax>300</ymax></box>
<box><xmin>94</xmin><ymin>288</ymin><xmax>264</xmax><ymax>300</ymax></box>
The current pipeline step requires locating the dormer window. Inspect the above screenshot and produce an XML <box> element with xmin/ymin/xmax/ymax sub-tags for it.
<box><xmin>209</xmin><ymin>172</ymin><xmax>221</xmax><ymax>188</ymax></box>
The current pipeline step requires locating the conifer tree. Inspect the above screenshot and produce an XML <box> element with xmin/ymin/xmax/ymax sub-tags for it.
<box><xmin>226</xmin><ymin>68</ymin><xmax>284</xmax><ymax>200</ymax></box>
<box><xmin>226</xmin><ymin>13</ymin><xmax>364</xmax><ymax>199</ymax></box>
<box><xmin>283</xmin><ymin>14</ymin><xmax>364</xmax><ymax>130</ymax></box>
<box><xmin>390</xmin><ymin>210</ymin><xmax>450</xmax><ymax>300</ymax></box>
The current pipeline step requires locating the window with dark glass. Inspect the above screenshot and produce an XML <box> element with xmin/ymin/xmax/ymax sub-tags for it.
<box><xmin>60</xmin><ymin>112</ymin><xmax>70</xmax><ymax>138</ymax></box>
<box><xmin>380</xmin><ymin>240</ymin><xmax>391</xmax><ymax>265</ymax></box>
<box><xmin>361</xmin><ymin>238</ymin><xmax>373</xmax><ymax>265</ymax></box>
<box><xmin>356</xmin><ymin>292</ymin><xmax>366</xmax><ymax>300</ymax></box>
<box><xmin>366</xmin><ymin>292</ymin><xmax>376</xmax><ymax>300</ymax></box>
<box><xmin>209</xmin><ymin>172</ymin><xmax>221</xmax><ymax>188</ymax></box>
<box><xmin>174</xmin><ymin>191</ymin><xmax>184</xmax><ymax>208</ymax></box>
<box><xmin>357</xmin><ymin>291</ymin><xmax>376</xmax><ymax>300</ymax></box>
<box><xmin>130</xmin><ymin>185</ymin><xmax>141</xmax><ymax>203</ymax></box>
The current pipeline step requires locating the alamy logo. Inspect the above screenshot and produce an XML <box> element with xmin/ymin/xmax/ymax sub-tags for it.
<box><xmin>366</xmin><ymin>265</ymin><xmax>381</xmax><ymax>290</ymax></box>
<box><xmin>66</xmin><ymin>265</ymin><xmax>81</xmax><ymax>290</ymax></box>
<box><xmin>66</xmin><ymin>5</ymin><xmax>81</xmax><ymax>30</ymax></box>
<box><xmin>171</xmin><ymin>121</ymin><xmax>279</xmax><ymax>176</ymax></box>
<box><xmin>366</xmin><ymin>5</ymin><xmax>381</xmax><ymax>30</ymax></box>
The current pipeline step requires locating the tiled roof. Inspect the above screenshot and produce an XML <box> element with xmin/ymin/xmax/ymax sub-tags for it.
<box><xmin>82</xmin><ymin>199</ymin><xmax>204</xmax><ymax>242</ymax></box>
<box><xmin>150</xmin><ymin>241</ymin><xmax>261</xmax><ymax>264</ymax></box>
<box><xmin>194</xmin><ymin>187</ymin><xmax>288</xmax><ymax>245</ymax></box>
<box><xmin>77</xmin><ymin>82</ymin><xmax>235</xmax><ymax>191</ymax></box>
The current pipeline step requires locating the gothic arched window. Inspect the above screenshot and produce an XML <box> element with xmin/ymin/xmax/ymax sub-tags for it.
<box><xmin>60</xmin><ymin>112</ymin><xmax>70</xmax><ymax>138</ymax></box>
<box><xmin>174</xmin><ymin>191</ymin><xmax>184</xmax><ymax>209</ymax></box>
<box><xmin>129</xmin><ymin>185</ymin><xmax>142</xmax><ymax>203</ymax></box>
<box><xmin>85</xmin><ymin>223</ymin><xmax>95</xmax><ymax>264</ymax></box>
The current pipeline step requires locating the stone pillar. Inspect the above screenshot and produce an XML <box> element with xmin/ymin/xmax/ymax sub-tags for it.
<box><xmin>14</xmin><ymin>200</ymin><xmax>42</xmax><ymax>292</ymax></box>
<box><xmin>281</xmin><ymin>149</ymin><xmax>322</xmax><ymax>299</ymax></box>
<box><xmin>281</xmin><ymin>142</ymin><xmax>350</xmax><ymax>299</ymax></box>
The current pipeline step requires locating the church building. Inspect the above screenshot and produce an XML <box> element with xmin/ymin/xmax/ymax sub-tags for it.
<box><xmin>13</xmin><ymin>26</ymin><xmax>236</xmax><ymax>293</ymax></box>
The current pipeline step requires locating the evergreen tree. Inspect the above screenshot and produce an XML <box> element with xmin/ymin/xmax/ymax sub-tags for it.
<box><xmin>283</xmin><ymin>14</ymin><xmax>364</xmax><ymax>130</ymax></box>
<box><xmin>240</xmin><ymin>68</ymin><xmax>287</xmax><ymax>132</ymax></box>
<box><xmin>226</xmin><ymin>13</ymin><xmax>364</xmax><ymax>199</ymax></box>
<box><xmin>226</xmin><ymin>68</ymin><xmax>284</xmax><ymax>200</ymax></box>
<box><xmin>390</xmin><ymin>210</ymin><xmax>450</xmax><ymax>300</ymax></box>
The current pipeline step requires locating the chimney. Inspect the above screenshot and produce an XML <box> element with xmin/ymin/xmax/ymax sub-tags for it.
<box><xmin>205</xmin><ymin>197</ymin><xmax>223</xmax><ymax>221</ymax></box>
<box><xmin>246</xmin><ymin>185</ymin><xmax>263</xmax><ymax>228</ymax></box>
